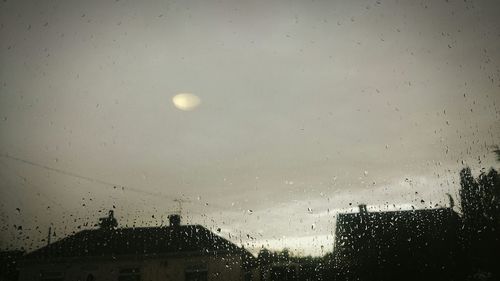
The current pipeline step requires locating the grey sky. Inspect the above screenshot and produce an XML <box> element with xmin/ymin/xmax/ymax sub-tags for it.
<box><xmin>1</xmin><ymin>0</ymin><xmax>499</xmax><ymax>255</ymax></box>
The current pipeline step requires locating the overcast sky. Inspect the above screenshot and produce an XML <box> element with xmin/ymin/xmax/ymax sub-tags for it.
<box><xmin>1</xmin><ymin>0</ymin><xmax>499</xmax><ymax>256</ymax></box>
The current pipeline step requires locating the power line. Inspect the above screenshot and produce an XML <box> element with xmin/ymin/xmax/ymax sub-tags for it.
<box><xmin>0</xmin><ymin>153</ymin><xmax>229</xmax><ymax>211</ymax></box>
<box><xmin>0</xmin><ymin>153</ymin><xmax>178</xmax><ymax>200</ymax></box>
<box><xmin>2</xmin><ymin>162</ymin><xmax>69</xmax><ymax>211</ymax></box>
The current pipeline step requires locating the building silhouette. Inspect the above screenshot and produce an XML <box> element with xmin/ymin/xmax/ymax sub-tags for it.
<box><xmin>333</xmin><ymin>204</ymin><xmax>460</xmax><ymax>281</ymax></box>
<box><xmin>19</xmin><ymin>212</ymin><xmax>257</xmax><ymax>281</ymax></box>
<box><xmin>0</xmin><ymin>250</ymin><xmax>24</xmax><ymax>281</ymax></box>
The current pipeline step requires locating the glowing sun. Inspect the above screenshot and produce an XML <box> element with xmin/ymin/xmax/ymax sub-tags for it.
<box><xmin>172</xmin><ymin>93</ymin><xmax>201</xmax><ymax>111</ymax></box>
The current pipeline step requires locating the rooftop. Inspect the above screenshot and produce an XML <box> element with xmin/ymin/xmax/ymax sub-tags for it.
<box><xmin>24</xmin><ymin>214</ymin><xmax>252</xmax><ymax>261</ymax></box>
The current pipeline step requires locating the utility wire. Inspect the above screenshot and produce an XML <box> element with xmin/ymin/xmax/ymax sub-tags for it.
<box><xmin>0</xmin><ymin>153</ymin><xmax>229</xmax><ymax>211</ymax></box>
<box><xmin>0</xmin><ymin>153</ymin><xmax>189</xmax><ymax>200</ymax></box>
<box><xmin>0</xmin><ymin>160</ymin><xmax>69</xmax><ymax>212</ymax></box>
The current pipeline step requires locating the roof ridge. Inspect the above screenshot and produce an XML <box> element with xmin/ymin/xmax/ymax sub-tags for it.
<box><xmin>22</xmin><ymin>223</ymin><xmax>251</xmax><ymax>260</ymax></box>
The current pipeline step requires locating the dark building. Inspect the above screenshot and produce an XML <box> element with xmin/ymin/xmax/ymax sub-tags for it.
<box><xmin>19</xmin><ymin>212</ymin><xmax>257</xmax><ymax>281</ymax></box>
<box><xmin>333</xmin><ymin>205</ymin><xmax>460</xmax><ymax>281</ymax></box>
<box><xmin>0</xmin><ymin>250</ymin><xmax>24</xmax><ymax>281</ymax></box>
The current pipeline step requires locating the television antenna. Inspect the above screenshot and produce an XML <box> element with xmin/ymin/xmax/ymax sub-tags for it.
<box><xmin>173</xmin><ymin>198</ymin><xmax>190</xmax><ymax>217</ymax></box>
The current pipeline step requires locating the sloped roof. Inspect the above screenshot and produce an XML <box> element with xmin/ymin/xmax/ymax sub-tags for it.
<box><xmin>25</xmin><ymin>225</ymin><xmax>250</xmax><ymax>260</ymax></box>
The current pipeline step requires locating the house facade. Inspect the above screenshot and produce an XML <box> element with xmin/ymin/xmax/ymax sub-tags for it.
<box><xmin>0</xmin><ymin>250</ymin><xmax>24</xmax><ymax>281</ymax></box>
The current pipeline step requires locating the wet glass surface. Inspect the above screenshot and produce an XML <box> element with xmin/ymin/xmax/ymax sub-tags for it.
<box><xmin>1</xmin><ymin>1</ymin><xmax>499</xmax><ymax>280</ymax></box>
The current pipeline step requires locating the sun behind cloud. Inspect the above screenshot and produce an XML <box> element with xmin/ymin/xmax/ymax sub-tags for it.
<box><xmin>172</xmin><ymin>93</ymin><xmax>201</xmax><ymax>111</ymax></box>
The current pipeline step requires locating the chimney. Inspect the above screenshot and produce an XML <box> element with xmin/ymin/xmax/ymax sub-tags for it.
<box><xmin>98</xmin><ymin>210</ymin><xmax>118</xmax><ymax>230</ymax></box>
<box><xmin>358</xmin><ymin>204</ymin><xmax>368</xmax><ymax>214</ymax></box>
<box><xmin>168</xmin><ymin>214</ymin><xmax>181</xmax><ymax>227</ymax></box>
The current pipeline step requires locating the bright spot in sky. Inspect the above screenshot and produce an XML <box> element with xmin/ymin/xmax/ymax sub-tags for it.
<box><xmin>172</xmin><ymin>93</ymin><xmax>201</xmax><ymax>111</ymax></box>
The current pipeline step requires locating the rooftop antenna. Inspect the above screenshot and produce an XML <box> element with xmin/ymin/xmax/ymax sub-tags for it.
<box><xmin>47</xmin><ymin>226</ymin><xmax>51</xmax><ymax>246</ymax></box>
<box><xmin>446</xmin><ymin>193</ymin><xmax>455</xmax><ymax>209</ymax></box>
<box><xmin>173</xmin><ymin>198</ymin><xmax>186</xmax><ymax>216</ymax></box>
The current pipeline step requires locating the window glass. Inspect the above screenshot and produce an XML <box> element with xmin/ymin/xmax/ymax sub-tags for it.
<box><xmin>118</xmin><ymin>268</ymin><xmax>140</xmax><ymax>281</ymax></box>
<box><xmin>1</xmin><ymin>1</ymin><xmax>499</xmax><ymax>281</ymax></box>
<box><xmin>39</xmin><ymin>271</ymin><xmax>63</xmax><ymax>281</ymax></box>
<box><xmin>185</xmin><ymin>271</ymin><xmax>207</xmax><ymax>281</ymax></box>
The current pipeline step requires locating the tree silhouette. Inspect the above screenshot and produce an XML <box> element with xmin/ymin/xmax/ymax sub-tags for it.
<box><xmin>459</xmin><ymin>167</ymin><xmax>500</xmax><ymax>279</ymax></box>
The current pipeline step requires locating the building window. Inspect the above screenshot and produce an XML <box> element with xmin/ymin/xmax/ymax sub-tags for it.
<box><xmin>185</xmin><ymin>271</ymin><xmax>208</xmax><ymax>281</ymax></box>
<box><xmin>86</xmin><ymin>273</ymin><xmax>95</xmax><ymax>281</ymax></box>
<box><xmin>39</xmin><ymin>271</ymin><xmax>64</xmax><ymax>281</ymax></box>
<box><xmin>185</xmin><ymin>265</ymin><xmax>208</xmax><ymax>281</ymax></box>
<box><xmin>118</xmin><ymin>268</ymin><xmax>140</xmax><ymax>281</ymax></box>
<box><xmin>244</xmin><ymin>271</ymin><xmax>253</xmax><ymax>281</ymax></box>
